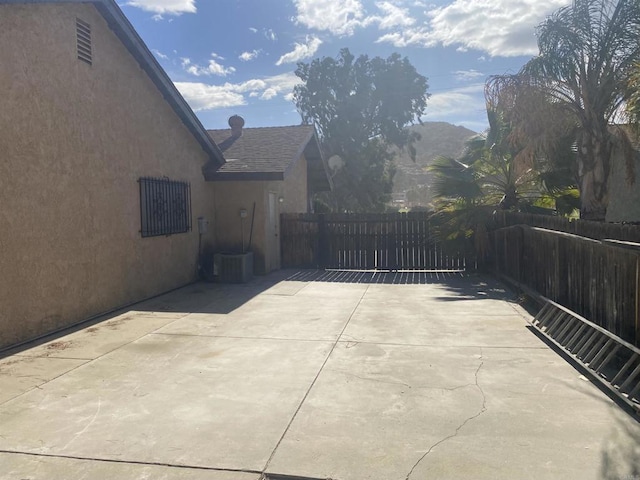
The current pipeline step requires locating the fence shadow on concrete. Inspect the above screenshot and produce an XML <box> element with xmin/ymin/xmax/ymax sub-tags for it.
<box><xmin>283</xmin><ymin>269</ymin><xmax>521</xmax><ymax>303</ymax></box>
<box><xmin>284</xmin><ymin>269</ymin><xmax>466</xmax><ymax>285</ymax></box>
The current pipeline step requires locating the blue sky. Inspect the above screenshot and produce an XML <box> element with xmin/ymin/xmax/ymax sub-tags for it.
<box><xmin>119</xmin><ymin>0</ymin><xmax>570</xmax><ymax>133</ymax></box>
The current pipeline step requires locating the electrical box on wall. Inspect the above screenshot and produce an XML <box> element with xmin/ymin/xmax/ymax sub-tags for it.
<box><xmin>197</xmin><ymin>216</ymin><xmax>208</xmax><ymax>234</ymax></box>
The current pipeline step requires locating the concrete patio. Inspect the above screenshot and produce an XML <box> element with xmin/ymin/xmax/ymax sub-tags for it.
<box><xmin>1</xmin><ymin>270</ymin><xmax>638</xmax><ymax>480</ymax></box>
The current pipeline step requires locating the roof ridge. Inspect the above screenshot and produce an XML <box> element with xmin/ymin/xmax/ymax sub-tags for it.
<box><xmin>206</xmin><ymin>124</ymin><xmax>312</xmax><ymax>132</ymax></box>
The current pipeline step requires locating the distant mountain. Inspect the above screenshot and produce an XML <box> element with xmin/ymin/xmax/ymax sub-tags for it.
<box><xmin>390</xmin><ymin>122</ymin><xmax>477</xmax><ymax>208</ymax></box>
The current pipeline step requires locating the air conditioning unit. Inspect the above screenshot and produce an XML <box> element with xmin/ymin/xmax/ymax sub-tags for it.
<box><xmin>214</xmin><ymin>252</ymin><xmax>253</xmax><ymax>283</ymax></box>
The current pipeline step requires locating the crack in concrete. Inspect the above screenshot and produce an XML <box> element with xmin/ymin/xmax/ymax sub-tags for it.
<box><xmin>405</xmin><ymin>348</ymin><xmax>487</xmax><ymax>480</ymax></box>
<box><xmin>61</xmin><ymin>397</ymin><xmax>102</xmax><ymax>451</ymax></box>
<box><xmin>326</xmin><ymin>369</ymin><xmax>478</xmax><ymax>393</ymax></box>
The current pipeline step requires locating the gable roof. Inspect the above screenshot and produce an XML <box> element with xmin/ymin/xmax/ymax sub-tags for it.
<box><xmin>1</xmin><ymin>0</ymin><xmax>225</xmax><ymax>168</ymax></box>
<box><xmin>205</xmin><ymin>125</ymin><xmax>332</xmax><ymax>190</ymax></box>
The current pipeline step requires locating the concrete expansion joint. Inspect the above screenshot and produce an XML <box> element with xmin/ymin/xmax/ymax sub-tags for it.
<box><xmin>261</xmin><ymin>285</ymin><xmax>371</xmax><ymax>476</ymax></box>
<box><xmin>404</xmin><ymin>349</ymin><xmax>487</xmax><ymax>480</ymax></box>
<box><xmin>0</xmin><ymin>449</ymin><xmax>264</xmax><ymax>476</ymax></box>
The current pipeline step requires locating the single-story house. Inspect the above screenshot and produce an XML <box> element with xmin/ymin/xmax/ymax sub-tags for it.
<box><xmin>206</xmin><ymin>116</ymin><xmax>331</xmax><ymax>274</ymax></box>
<box><xmin>0</xmin><ymin>0</ymin><xmax>225</xmax><ymax>349</ymax></box>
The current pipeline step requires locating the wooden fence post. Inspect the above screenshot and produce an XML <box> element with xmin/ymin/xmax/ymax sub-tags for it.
<box><xmin>636</xmin><ymin>256</ymin><xmax>640</xmax><ymax>347</ymax></box>
<box><xmin>557</xmin><ymin>236</ymin><xmax>568</xmax><ymax>305</ymax></box>
<box><xmin>317</xmin><ymin>213</ymin><xmax>328</xmax><ymax>269</ymax></box>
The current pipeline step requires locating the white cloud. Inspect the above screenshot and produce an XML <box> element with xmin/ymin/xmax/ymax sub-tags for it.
<box><xmin>426</xmin><ymin>0</ymin><xmax>568</xmax><ymax>56</ymax></box>
<box><xmin>261</xmin><ymin>88</ymin><xmax>278</xmax><ymax>100</ymax></box>
<box><xmin>276</xmin><ymin>36</ymin><xmax>322</xmax><ymax>66</ymax></box>
<box><xmin>249</xmin><ymin>27</ymin><xmax>258</xmax><ymax>33</ymax></box>
<box><xmin>175</xmin><ymin>72</ymin><xmax>302</xmax><ymax>112</ymax></box>
<box><xmin>125</xmin><ymin>0</ymin><xmax>196</xmax><ymax>15</ymax></box>
<box><xmin>152</xmin><ymin>49</ymin><xmax>168</xmax><ymax>60</ymax></box>
<box><xmin>235</xmin><ymin>79</ymin><xmax>268</xmax><ymax>92</ymax></box>
<box><xmin>174</xmin><ymin>82</ymin><xmax>246</xmax><ymax>111</ymax></box>
<box><xmin>293</xmin><ymin>0</ymin><xmax>565</xmax><ymax>57</ymax></box>
<box><xmin>377</xmin><ymin>0</ymin><xmax>569</xmax><ymax>57</ymax></box>
<box><xmin>239</xmin><ymin>50</ymin><xmax>260</xmax><ymax>62</ymax></box>
<box><xmin>293</xmin><ymin>0</ymin><xmax>367</xmax><ymax>36</ymax></box>
<box><xmin>369</xmin><ymin>1</ymin><xmax>416</xmax><ymax>30</ymax></box>
<box><xmin>376</xmin><ymin>29</ymin><xmax>426</xmax><ymax>48</ymax></box>
<box><xmin>425</xmin><ymin>84</ymin><xmax>485</xmax><ymax>119</ymax></box>
<box><xmin>182</xmin><ymin>54</ymin><xmax>236</xmax><ymax>77</ymax></box>
<box><xmin>453</xmin><ymin>69</ymin><xmax>485</xmax><ymax>81</ymax></box>
<box><xmin>265</xmin><ymin>28</ymin><xmax>277</xmax><ymax>42</ymax></box>
<box><xmin>258</xmin><ymin>72</ymin><xmax>302</xmax><ymax>96</ymax></box>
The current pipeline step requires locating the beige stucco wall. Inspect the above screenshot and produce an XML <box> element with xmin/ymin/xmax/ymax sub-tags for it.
<box><xmin>213</xmin><ymin>182</ymin><xmax>269</xmax><ymax>273</ymax></box>
<box><xmin>606</xmin><ymin>145</ymin><xmax>640</xmax><ymax>223</ymax></box>
<box><xmin>277</xmin><ymin>154</ymin><xmax>309</xmax><ymax>214</ymax></box>
<box><xmin>213</xmin><ymin>155</ymin><xmax>309</xmax><ymax>274</ymax></box>
<box><xmin>0</xmin><ymin>4</ymin><xmax>217</xmax><ymax>349</ymax></box>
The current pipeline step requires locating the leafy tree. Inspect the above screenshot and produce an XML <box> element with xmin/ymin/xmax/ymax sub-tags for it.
<box><xmin>487</xmin><ymin>0</ymin><xmax>640</xmax><ymax>221</ymax></box>
<box><xmin>293</xmin><ymin>48</ymin><xmax>429</xmax><ymax>212</ymax></box>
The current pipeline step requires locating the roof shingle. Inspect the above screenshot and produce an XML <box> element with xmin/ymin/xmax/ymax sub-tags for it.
<box><xmin>204</xmin><ymin>123</ymin><xmax>331</xmax><ymax>191</ymax></box>
<box><xmin>207</xmin><ymin>125</ymin><xmax>316</xmax><ymax>178</ymax></box>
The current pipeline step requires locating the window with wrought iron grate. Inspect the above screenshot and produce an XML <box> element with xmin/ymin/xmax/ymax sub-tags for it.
<box><xmin>138</xmin><ymin>177</ymin><xmax>192</xmax><ymax>237</ymax></box>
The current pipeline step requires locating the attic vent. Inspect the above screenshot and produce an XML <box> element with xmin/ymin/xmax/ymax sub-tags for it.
<box><xmin>76</xmin><ymin>18</ymin><xmax>92</xmax><ymax>65</ymax></box>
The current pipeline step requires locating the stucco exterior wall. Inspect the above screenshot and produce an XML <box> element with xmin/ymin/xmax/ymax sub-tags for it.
<box><xmin>278</xmin><ymin>155</ymin><xmax>309</xmax><ymax>214</ymax></box>
<box><xmin>213</xmin><ymin>182</ymin><xmax>269</xmax><ymax>273</ymax></box>
<box><xmin>0</xmin><ymin>4</ymin><xmax>217</xmax><ymax>348</ymax></box>
<box><xmin>606</xmin><ymin>146</ymin><xmax>640</xmax><ymax>223</ymax></box>
<box><xmin>213</xmin><ymin>155</ymin><xmax>309</xmax><ymax>274</ymax></box>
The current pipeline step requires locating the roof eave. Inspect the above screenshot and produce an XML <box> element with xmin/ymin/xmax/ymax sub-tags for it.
<box><xmin>95</xmin><ymin>0</ymin><xmax>225</xmax><ymax>167</ymax></box>
<box><xmin>203</xmin><ymin>170</ymin><xmax>286</xmax><ymax>182</ymax></box>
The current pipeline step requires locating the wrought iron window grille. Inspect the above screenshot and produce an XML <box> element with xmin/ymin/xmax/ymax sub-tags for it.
<box><xmin>138</xmin><ymin>177</ymin><xmax>191</xmax><ymax>237</ymax></box>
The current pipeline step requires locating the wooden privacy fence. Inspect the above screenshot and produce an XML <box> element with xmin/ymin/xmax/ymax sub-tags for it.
<box><xmin>492</xmin><ymin>224</ymin><xmax>640</xmax><ymax>346</ymax></box>
<box><xmin>494</xmin><ymin>211</ymin><xmax>640</xmax><ymax>242</ymax></box>
<box><xmin>280</xmin><ymin>212</ymin><xmax>470</xmax><ymax>271</ymax></box>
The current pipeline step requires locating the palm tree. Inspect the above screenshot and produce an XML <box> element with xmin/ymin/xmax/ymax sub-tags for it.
<box><xmin>627</xmin><ymin>61</ymin><xmax>640</xmax><ymax>126</ymax></box>
<box><xmin>428</xmin><ymin>110</ymin><xmax>543</xmax><ymax>258</ymax></box>
<box><xmin>487</xmin><ymin>0</ymin><xmax>640</xmax><ymax>220</ymax></box>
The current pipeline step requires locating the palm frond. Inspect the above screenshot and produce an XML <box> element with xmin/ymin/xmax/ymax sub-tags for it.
<box><xmin>428</xmin><ymin>156</ymin><xmax>484</xmax><ymax>201</ymax></box>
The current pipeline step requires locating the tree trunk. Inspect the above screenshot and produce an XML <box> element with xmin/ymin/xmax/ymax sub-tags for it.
<box><xmin>577</xmin><ymin>128</ymin><xmax>611</xmax><ymax>221</ymax></box>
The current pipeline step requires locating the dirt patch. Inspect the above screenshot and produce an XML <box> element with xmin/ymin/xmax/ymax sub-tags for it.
<box><xmin>0</xmin><ymin>358</ymin><xmax>23</xmax><ymax>368</ymax></box>
<box><xmin>85</xmin><ymin>316</ymin><xmax>129</xmax><ymax>334</ymax></box>
<box><xmin>106</xmin><ymin>318</ymin><xmax>127</xmax><ymax>330</ymax></box>
<box><xmin>46</xmin><ymin>341</ymin><xmax>73</xmax><ymax>351</ymax></box>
